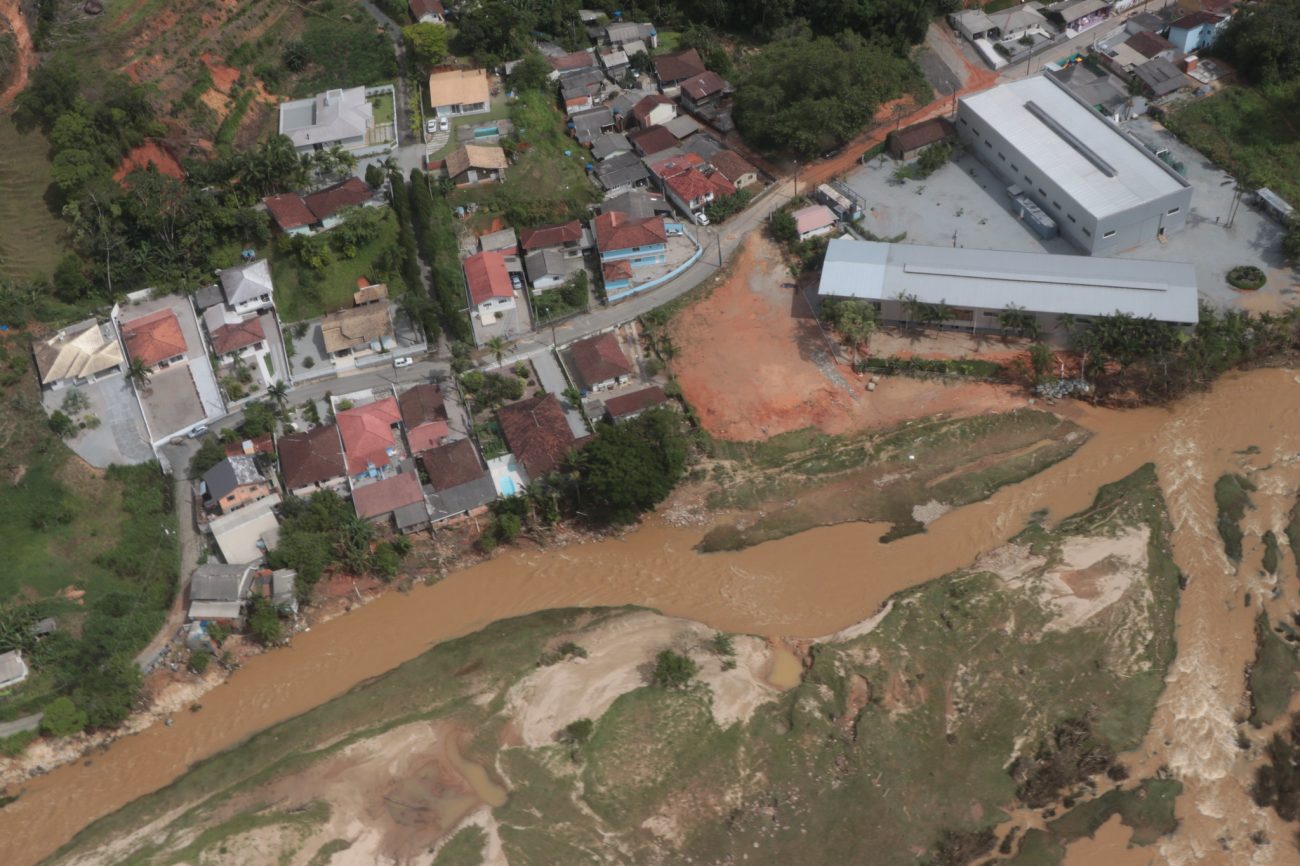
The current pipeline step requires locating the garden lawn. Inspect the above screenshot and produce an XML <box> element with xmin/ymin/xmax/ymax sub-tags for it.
<box><xmin>368</xmin><ymin>89</ymin><xmax>395</xmax><ymax>126</ymax></box>
<box><xmin>269</xmin><ymin>211</ymin><xmax>407</xmax><ymax>322</ymax></box>
<box><xmin>0</xmin><ymin>118</ymin><xmax>68</xmax><ymax>281</ymax></box>
<box><xmin>1166</xmin><ymin>80</ymin><xmax>1300</xmax><ymax>205</ymax></box>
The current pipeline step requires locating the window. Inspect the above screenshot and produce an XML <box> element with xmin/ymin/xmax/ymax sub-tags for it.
<box><xmin>1038</xmin><ymin>188</ymin><xmax>1046</xmax><ymax>197</ymax></box>
<box><xmin>959</xmin><ymin>117</ymin><xmax>968</xmax><ymax>125</ymax></box>
<box><xmin>1067</xmin><ymin>214</ymin><xmax>1076</xmax><ymax>223</ymax></box>
<box><xmin>1167</xmin><ymin>207</ymin><xmax>1181</xmax><ymax>215</ymax></box>
<box><xmin>1011</xmin><ymin>163</ymin><xmax>1019</xmax><ymax>172</ymax></box>
<box><xmin>1052</xmin><ymin>201</ymin><xmax>1061</xmax><ymax>210</ymax></box>
<box><xmin>985</xmin><ymin>140</ymin><xmax>992</xmax><ymax>149</ymax></box>
<box><xmin>1082</xmin><ymin>228</ymin><xmax>1092</xmax><ymax>237</ymax></box>
<box><xmin>1103</xmin><ymin>230</ymin><xmax>1116</xmax><ymax>239</ymax></box>
<box><xmin>998</xmin><ymin>152</ymin><xmax>1006</xmax><ymax>161</ymax></box>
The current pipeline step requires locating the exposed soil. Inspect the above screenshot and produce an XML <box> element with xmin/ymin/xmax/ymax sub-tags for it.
<box><xmin>114</xmin><ymin>140</ymin><xmax>185</xmax><ymax>182</ymax></box>
<box><xmin>668</xmin><ymin>233</ymin><xmax>1028</xmax><ymax>441</ymax></box>
<box><xmin>0</xmin><ymin>0</ymin><xmax>35</xmax><ymax>110</ymax></box>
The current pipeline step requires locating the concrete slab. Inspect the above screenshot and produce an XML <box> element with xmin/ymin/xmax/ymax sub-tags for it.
<box><xmin>44</xmin><ymin>374</ymin><xmax>154</xmax><ymax>467</ymax></box>
<box><xmin>140</xmin><ymin>365</ymin><xmax>206</xmax><ymax>439</ymax></box>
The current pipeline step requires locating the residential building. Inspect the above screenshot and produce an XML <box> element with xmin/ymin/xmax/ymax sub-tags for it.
<box><xmin>203</xmin><ymin>455</ymin><xmax>275</xmax><ymax>514</ymax></box>
<box><xmin>710</xmin><ymin>149</ymin><xmax>759</xmax><ymax>188</ymax></box>
<box><xmin>570</xmin><ymin>107</ymin><xmax>615</xmax><ymax>145</ymax></box>
<box><xmin>560</xmin><ymin>69</ymin><xmax>607</xmax><ymax>107</ymax></box>
<box><xmin>648</xmin><ymin>151</ymin><xmax>706</xmax><ymax>183</ymax></box>
<box><xmin>663</xmin><ymin>114</ymin><xmax>702</xmax><ymax>140</ymax></box>
<box><xmin>445</xmin><ymin>144</ymin><xmax>507</xmax><ymax>185</ymax></box>
<box><xmin>420</xmin><ymin>438</ymin><xmax>497</xmax><ymax>523</ymax></box>
<box><xmin>1166</xmin><ymin>11</ymin><xmax>1227</xmax><ymax>53</ymax></box>
<box><xmin>209</xmin><ymin>495</ymin><xmax>282</xmax><ymax>566</ymax></box>
<box><xmin>887</xmin><ymin>117</ymin><xmax>957</xmax><ymax>161</ymax></box>
<box><xmin>203</xmin><ymin>306</ymin><xmax>266</xmax><ymax>364</ymax></box>
<box><xmin>278</xmin><ymin>424</ymin><xmax>349</xmax><ymax>497</ymax></box>
<box><xmin>409</xmin><ymin>0</ymin><xmax>444</xmax><ymax>23</ymax></box>
<box><xmin>279</xmin><ymin>87</ymin><xmax>373</xmax><ymax>154</ymax></box>
<box><xmin>188</xmin><ymin>562</ymin><xmax>258</xmax><ymax>621</ymax></box>
<box><xmin>1046</xmin><ymin>0</ymin><xmax>1112</xmax><ymax>32</ymax></box>
<box><xmin>817</xmin><ymin>237</ymin><xmax>1199</xmax><ymax>332</ymax></box>
<box><xmin>1050</xmin><ymin>62</ymin><xmax>1135</xmax><ymax>122</ymax></box>
<box><xmin>497</xmin><ymin>394</ymin><xmax>581</xmax><ymax>481</ymax></box>
<box><xmin>32</xmin><ymin>319</ymin><xmax>123</xmax><ymax>391</ymax></box>
<box><xmin>631</xmin><ymin>94</ymin><xmax>676</xmax><ymax>128</ymax></box>
<box><xmin>652</xmin><ymin>49</ymin><xmax>707</xmax><ymax>93</ymax></box>
<box><xmin>264</xmin><ymin>178</ymin><xmax>379</xmax><ymax>236</ymax></box>
<box><xmin>595</xmin><ymin>151</ymin><xmax>653</xmax><ymax>192</ymax></box>
<box><xmin>354</xmin><ymin>282</ymin><xmax>389</xmax><ymax>306</ymax></box>
<box><xmin>549</xmin><ymin>50</ymin><xmax>597</xmax><ymax>77</ymax></box>
<box><xmin>603</xmin><ymin>21</ymin><xmax>657</xmax><ymax>48</ymax></box>
<box><xmin>479</xmin><ymin>227</ymin><xmax>520</xmax><ymax>255</ymax></box>
<box><xmin>427</xmin><ymin>68</ymin><xmax>491</xmax><ymax>118</ymax></box>
<box><xmin>950</xmin><ymin>5</ymin><xmax>1048</xmax><ymax>42</ymax></box>
<box><xmin>0</xmin><ymin>650</ymin><xmax>28</xmax><ymax>690</ymax></box>
<box><xmin>593</xmin><ymin>211</ymin><xmax>668</xmax><ymax>269</ymax></box>
<box><xmin>519</xmin><ymin>219</ymin><xmax>589</xmax><ymax>257</ymax></box>
<box><xmin>590</xmin><ymin>132</ymin><xmax>632</xmax><ymax>161</ymax></box>
<box><xmin>792</xmin><ymin>204</ymin><xmax>838</xmax><ymax>241</ymax></box>
<box><xmin>320</xmin><ymin>302</ymin><xmax>395</xmax><ymax>362</ymax></box>
<box><xmin>219</xmin><ymin>259</ymin><xmax>275</xmax><ymax>315</ymax></box>
<box><xmin>1133</xmin><ymin>58</ymin><xmax>1192</xmax><ymax>97</ymax></box>
<box><xmin>1125</xmin><ymin>30</ymin><xmax>1179</xmax><ymax>62</ymax></box>
<box><xmin>664</xmin><ymin>166</ymin><xmax>733</xmax><ymax>216</ymax></box>
<box><xmin>600</xmin><ymin>48</ymin><xmax>630</xmax><ymax>80</ymax></box>
<box><xmin>263</xmin><ymin>193</ymin><xmax>317</xmax><ymax>236</ymax></box>
<box><xmin>568</xmin><ymin>332</ymin><xmax>633</xmax><ymax>393</ymax></box>
<box><xmin>224</xmin><ymin>434</ymin><xmax>274</xmax><ymax>459</ymax></box>
<box><xmin>399</xmin><ymin>383</ymin><xmax>452</xmax><ymax>454</ymax></box>
<box><xmin>601</xmin><ymin>188</ymin><xmax>670</xmax><ymax>219</ymax></box>
<box><xmin>337</xmin><ymin>396</ymin><xmax>404</xmax><ymax>481</ymax></box>
<box><xmin>605</xmin><ymin>385</ymin><xmax>668</xmax><ymax>423</ymax></box>
<box><xmin>120</xmin><ymin>308</ymin><xmax>187</xmax><ymax>371</ymax></box>
<box><xmin>525</xmin><ymin>249</ymin><xmax>583</xmax><ymax>293</ymax></box>
<box><xmin>352</xmin><ymin>470</ymin><xmax>427</xmax><ymax>530</ymax></box>
<box><xmin>956</xmin><ymin>75</ymin><xmax>1192</xmax><ymax>255</ymax></box>
<box><xmin>679</xmin><ymin>71</ymin><xmax>730</xmax><ymax>111</ymax></box>
<box><xmin>629</xmin><ymin>125</ymin><xmax>679</xmax><ymax>158</ymax></box>
<box><xmin>681</xmin><ymin>133</ymin><xmax>726</xmax><ymax>163</ymax></box>
<box><xmin>464</xmin><ymin>250</ymin><xmax>517</xmax><ymax>321</ymax></box>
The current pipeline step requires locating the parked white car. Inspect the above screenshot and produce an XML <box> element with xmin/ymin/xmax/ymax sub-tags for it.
<box><xmin>439</xmin><ymin>115</ymin><xmax>450</xmax><ymax>133</ymax></box>
<box><xmin>393</xmin><ymin>357</ymin><xmax>414</xmax><ymax>369</ymax></box>
<box><xmin>426</xmin><ymin>118</ymin><xmax>438</xmax><ymax>135</ymax></box>
<box><xmin>694</xmin><ymin>211</ymin><xmax>710</xmax><ymax>226</ymax></box>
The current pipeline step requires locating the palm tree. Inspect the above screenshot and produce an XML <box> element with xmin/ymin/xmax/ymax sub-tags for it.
<box><xmin>126</xmin><ymin>357</ymin><xmax>151</xmax><ymax>389</ymax></box>
<box><xmin>267</xmin><ymin>380</ymin><xmax>289</xmax><ymax>412</ymax></box>
<box><xmin>486</xmin><ymin>336</ymin><xmax>507</xmax><ymax>368</ymax></box>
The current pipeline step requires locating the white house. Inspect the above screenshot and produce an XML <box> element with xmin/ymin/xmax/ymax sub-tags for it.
<box><xmin>218</xmin><ymin>259</ymin><xmax>275</xmax><ymax>315</ymax></box>
<box><xmin>32</xmin><ymin>319</ymin><xmax>124</xmax><ymax>391</ymax></box>
<box><xmin>427</xmin><ymin>69</ymin><xmax>491</xmax><ymax>119</ymax></box>
<box><xmin>278</xmin><ymin>87</ymin><xmax>374</xmax><ymax>154</ymax></box>
<box><xmin>463</xmin><ymin>250</ymin><xmax>517</xmax><ymax>320</ymax></box>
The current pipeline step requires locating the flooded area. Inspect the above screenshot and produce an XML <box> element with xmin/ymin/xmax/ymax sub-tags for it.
<box><xmin>5</xmin><ymin>368</ymin><xmax>1300</xmax><ymax>864</ymax></box>
<box><xmin>766</xmin><ymin>644</ymin><xmax>804</xmax><ymax>690</ymax></box>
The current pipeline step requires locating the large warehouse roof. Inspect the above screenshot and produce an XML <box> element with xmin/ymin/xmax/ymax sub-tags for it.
<box><xmin>959</xmin><ymin>75</ymin><xmax>1188</xmax><ymax>218</ymax></box>
<box><xmin>818</xmin><ymin>238</ymin><xmax>1198</xmax><ymax>323</ymax></box>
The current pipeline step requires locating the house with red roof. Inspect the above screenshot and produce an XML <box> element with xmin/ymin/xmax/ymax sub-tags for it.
<box><xmin>351</xmin><ymin>470</ymin><xmax>428</xmax><ymax>531</ymax></box>
<box><xmin>679</xmin><ymin>71</ymin><xmax>731</xmax><ymax>111</ymax></box>
<box><xmin>462</xmin><ymin>250</ymin><xmax>517</xmax><ymax>322</ymax></box>
<box><xmin>628</xmin><ymin>125</ymin><xmax>678</xmax><ymax>158</ymax></box>
<box><xmin>548</xmin><ymin>50</ymin><xmax>597</xmax><ymax>77</ymax></box>
<box><xmin>120</xmin><ymin>308</ymin><xmax>188</xmax><ymax>370</ymax></box>
<box><xmin>710</xmin><ymin>150</ymin><xmax>759</xmax><ymax>189</ymax></box>
<box><xmin>604</xmin><ymin>385</ymin><xmax>669</xmax><ymax>423</ymax></box>
<box><xmin>663</xmin><ymin>167</ymin><xmax>734</xmax><ymax>217</ymax></box>
<box><xmin>567</xmin><ymin>332</ymin><xmax>633</xmax><ymax>393</ymax></box>
<box><xmin>652</xmin><ymin>49</ymin><xmax>707</xmax><ymax>94</ymax></box>
<box><xmin>336</xmin><ymin>396</ymin><xmax>404</xmax><ymax>482</ymax></box>
<box><xmin>399</xmin><ymin>383</ymin><xmax>452</xmax><ymax>454</ymax></box>
<box><xmin>518</xmin><ymin>219</ymin><xmax>589</xmax><ymax>257</ymax></box>
<box><xmin>497</xmin><ymin>394</ymin><xmax>582</xmax><ymax>482</ymax></box>
<box><xmin>203</xmin><ymin>306</ymin><xmax>267</xmax><ymax>362</ymax></box>
<box><xmin>631</xmin><ymin>94</ymin><xmax>676</xmax><ymax>129</ymax></box>
<box><xmin>593</xmin><ymin>211</ymin><xmax>667</xmax><ymax>293</ymax></box>
<box><xmin>792</xmin><ymin>204</ymin><xmax>838</xmax><ymax>241</ymax></box>
<box><xmin>263</xmin><ymin>178</ymin><xmax>378</xmax><ymax>235</ymax></box>
<box><xmin>409</xmin><ymin>0</ymin><xmax>444</xmax><ymax>24</ymax></box>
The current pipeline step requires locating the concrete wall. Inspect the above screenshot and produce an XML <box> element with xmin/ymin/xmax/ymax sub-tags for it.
<box><xmin>955</xmin><ymin>102</ymin><xmax>1192</xmax><ymax>255</ymax></box>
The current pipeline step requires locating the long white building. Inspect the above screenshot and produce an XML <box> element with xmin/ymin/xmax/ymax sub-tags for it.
<box><xmin>957</xmin><ymin>75</ymin><xmax>1192</xmax><ymax>255</ymax></box>
<box><xmin>818</xmin><ymin>238</ymin><xmax>1199</xmax><ymax>331</ymax></box>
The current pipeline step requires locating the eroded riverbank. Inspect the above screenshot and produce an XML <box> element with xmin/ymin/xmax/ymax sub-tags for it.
<box><xmin>4</xmin><ymin>369</ymin><xmax>1300</xmax><ymax>865</ymax></box>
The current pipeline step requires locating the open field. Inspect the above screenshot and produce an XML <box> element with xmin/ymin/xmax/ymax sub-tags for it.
<box><xmin>667</xmin><ymin>233</ymin><xmax>1029</xmax><ymax>441</ymax></box>
<box><xmin>0</xmin><ymin>117</ymin><xmax>66</xmax><ymax>281</ymax></box>
<box><xmin>269</xmin><ymin>211</ymin><xmax>407</xmax><ymax>322</ymax></box>
<box><xmin>44</xmin><ymin>466</ymin><xmax>1182</xmax><ymax>866</ymax></box>
<box><xmin>699</xmin><ymin>410</ymin><xmax>1087</xmax><ymax>551</ymax></box>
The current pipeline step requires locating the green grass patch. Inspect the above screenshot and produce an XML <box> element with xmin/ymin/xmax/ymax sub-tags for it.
<box><xmin>294</xmin><ymin>4</ymin><xmax>399</xmax><ymax>97</ymax></box>
<box><xmin>306</xmin><ymin>839</ymin><xmax>352</xmax><ymax>866</ymax></box>
<box><xmin>1004</xmin><ymin>778</ymin><xmax>1183</xmax><ymax>865</ymax></box>
<box><xmin>860</xmin><ymin>356</ymin><xmax>1004</xmax><ymax>379</ymax></box>
<box><xmin>1213</xmin><ymin>473</ymin><xmax>1255</xmax><ymax>562</ymax></box>
<box><xmin>0</xmin><ymin>117</ymin><xmax>68</xmax><ymax>281</ymax></box>
<box><xmin>1165</xmin><ymin>80</ymin><xmax>1300</xmax><ymax>205</ymax></box>
<box><xmin>269</xmin><ymin>210</ymin><xmax>407</xmax><ymax>322</ymax></box>
<box><xmin>368</xmin><ymin>89</ymin><xmax>395</xmax><ymax>127</ymax></box>
<box><xmin>1262</xmin><ymin>529</ymin><xmax>1281</xmax><ymax>574</ymax></box>
<box><xmin>431</xmin><ymin>827</ymin><xmax>485</xmax><ymax>866</ymax></box>
<box><xmin>1249</xmin><ymin>612</ymin><xmax>1300</xmax><ymax>727</ymax></box>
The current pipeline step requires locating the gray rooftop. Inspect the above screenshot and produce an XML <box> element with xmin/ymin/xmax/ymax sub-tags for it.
<box><xmin>191</xmin><ymin>563</ymin><xmax>257</xmax><ymax>602</ymax></box>
<box><xmin>591</xmin><ymin>132</ymin><xmax>632</xmax><ymax>161</ymax></box>
<box><xmin>0</xmin><ymin>650</ymin><xmax>27</xmax><ymax>685</ymax></box>
<box><xmin>525</xmin><ymin>249</ymin><xmax>582</xmax><ymax>285</ymax></box>
<box><xmin>681</xmin><ymin>134</ymin><xmax>726</xmax><ymax>162</ymax></box>
<box><xmin>480</xmin><ymin>227</ymin><xmax>519</xmax><ymax>253</ymax></box>
<box><xmin>278</xmin><ymin>87</ymin><xmax>372</xmax><ymax>149</ymax></box>
<box><xmin>219</xmin><ymin>258</ymin><xmax>275</xmax><ymax>307</ymax></box>
<box><xmin>818</xmin><ymin>237</ymin><xmax>1199</xmax><ymax>323</ymax></box>
<box><xmin>959</xmin><ymin>75</ymin><xmax>1189</xmax><ymax>218</ymax></box>
<box><xmin>596</xmin><ymin>151</ymin><xmax>651</xmax><ymax>191</ymax></box>
<box><xmin>194</xmin><ymin>283</ymin><xmax>225</xmax><ymax>311</ymax></box>
<box><xmin>601</xmin><ymin>188</ymin><xmax>669</xmax><ymax>218</ymax></box>
<box><xmin>662</xmin><ymin>114</ymin><xmax>702</xmax><ymax>139</ymax></box>
<box><xmin>427</xmin><ymin>475</ymin><xmax>499</xmax><ymax>522</ymax></box>
<box><xmin>203</xmin><ymin>455</ymin><xmax>267</xmax><ymax>503</ymax></box>
<box><xmin>1134</xmin><ymin>58</ymin><xmax>1191</xmax><ymax>96</ymax></box>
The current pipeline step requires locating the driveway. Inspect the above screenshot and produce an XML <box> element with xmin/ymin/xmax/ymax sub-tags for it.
<box><xmin>528</xmin><ymin>350</ymin><xmax>589</xmax><ymax>437</ymax></box>
<box><xmin>43</xmin><ymin>374</ymin><xmax>154</xmax><ymax>468</ymax></box>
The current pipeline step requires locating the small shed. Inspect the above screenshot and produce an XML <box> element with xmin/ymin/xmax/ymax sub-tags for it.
<box><xmin>887</xmin><ymin>117</ymin><xmax>956</xmax><ymax>162</ymax></box>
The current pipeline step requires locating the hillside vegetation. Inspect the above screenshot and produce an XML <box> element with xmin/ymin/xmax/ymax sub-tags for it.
<box><xmin>44</xmin><ymin>466</ymin><xmax>1182</xmax><ymax>866</ymax></box>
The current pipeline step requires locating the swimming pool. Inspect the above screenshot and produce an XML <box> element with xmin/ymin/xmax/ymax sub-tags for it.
<box><xmin>499</xmin><ymin>476</ymin><xmax>517</xmax><ymax>496</ymax></box>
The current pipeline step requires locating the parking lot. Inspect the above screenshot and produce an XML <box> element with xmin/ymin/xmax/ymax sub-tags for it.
<box><xmin>843</xmin><ymin>117</ymin><xmax>1298</xmax><ymax>313</ymax></box>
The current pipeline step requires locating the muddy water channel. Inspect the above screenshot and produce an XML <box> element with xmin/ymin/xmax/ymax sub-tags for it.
<box><xmin>5</xmin><ymin>369</ymin><xmax>1300</xmax><ymax>865</ymax></box>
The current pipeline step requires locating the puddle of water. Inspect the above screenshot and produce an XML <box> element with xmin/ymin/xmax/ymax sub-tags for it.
<box><xmin>767</xmin><ymin>645</ymin><xmax>803</xmax><ymax>690</ymax></box>
<box><xmin>446</xmin><ymin>733</ymin><xmax>507</xmax><ymax>809</ymax></box>
<box><xmin>1062</xmin><ymin>815</ymin><xmax>1156</xmax><ymax>866</ymax></box>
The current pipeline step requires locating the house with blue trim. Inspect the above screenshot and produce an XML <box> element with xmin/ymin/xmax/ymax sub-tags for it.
<box><xmin>594</xmin><ymin>211</ymin><xmax>667</xmax><ymax>292</ymax></box>
<box><xmin>1165</xmin><ymin>11</ymin><xmax>1227</xmax><ymax>53</ymax></box>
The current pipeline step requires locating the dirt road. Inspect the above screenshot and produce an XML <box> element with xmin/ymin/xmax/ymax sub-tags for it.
<box><xmin>0</xmin><ymin>0</ymin><xmax>34</xmax><ymax>111</ymax></box>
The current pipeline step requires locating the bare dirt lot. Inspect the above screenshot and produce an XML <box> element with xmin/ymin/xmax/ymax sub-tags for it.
<box><xmin>668</xmin><ymin>233</ymin><xmax>1028</xmax><ymax>441</ymax></box>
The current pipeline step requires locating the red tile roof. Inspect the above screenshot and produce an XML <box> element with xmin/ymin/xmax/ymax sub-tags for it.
<box><xmin>550</xmin><ymin>50</ymin><xmax>596</xmax><ymax>72</ymax></box>
<box><xmin>631</xmin><ymin>94</ymin><xmax>673</xmax><ymax>127</ymax></box>
<box><xmin>209</xmin><ymin>316</ymin><xmax>266</xmax><ymax>356</ymax></box>
<box><xmin>263</xmin><ymin>193</ymin><xmax>316</xmax><ymax>231</ymax></box>
<box><xmin>224</xmin><ymin>433</ymin><xmax>275</xmax><ymax>458</ymax></box>
<box><xmin>1171</xmin><ymin>10</ymin><xmax>1225</xmax><ymax>28</ymax></box>
<box><xmin>681</xmin><ymin>71</ymin><xmax>727</xmax><ymax>101</ymax></box>
<box><xmin>652</xmin><ymin>48</ymin><xmax>706</xmax><ymax>84</ymax></box>
<box><xmin>665</xmin><ymin>168</ymin><xmax>717</xmax><ymax>205</ymax></box>
<box><xmin>602</xmin><ymin>260</ymin><xmax>633</xmax><ymax>282</ymax></box>
<box><xmin>709</xmin><ymin>149</ymin><xmax>757</xmax><ymax>183</ymax></box>
<box><xmin>605</xmin><ymin>385</ymin><xmax>668</xmax><ymax>420</ymax></box>
<box><xmin>628</xmin><ymin>125</ymin><xmax>678</xmax><ymax>157</ymax></box>
<box><xmin>409</xmin><ymin>0</ymin><xmax>444</xmax><ymax>18</ymax></box>
<box><xmin>518</xmin><ymin>219</ymin><xmax>584</xmax><ymax>252</ymax></box>
<box><xmin>278</xmin><ymin>425</ymin><xmax>346</xmax><ymax>491</ymax></box>
<box><xmin>1126</xmin><ymin>30</ymin><xmax>1176</xmax><ymax>58</ymax></box>
<box><xmin>398</xmin><ymin>383</ymin><xmax>447</xmax><ymax>427</ymax></box>
<box><xmin>648</xmin><ymin>151</ymin><xmax>705</xmax><ymax>179</ymax></box>
<box><xmin>121</xmin><ymin>308</ymin><xmax>187</xmax><ymax>367</ymax></box>
<box><xmin>303</xmin><ymin>178</ymin><xmax>374</xmax><ymax>223</ymax></box>
<box><xmin>793</xmin><ymin>204</ymin><xmax>837</xmax><ymax>236</ymax></box>
<box><xmin>352</xmin><ymin>472</ymin><xmax>425</xmax><ymax>520</ymax></box>
<box><xmin>407</xmin><ymin>420</ymin><xmax>452</xmax><ymax>453</ymax></box>
<box><xmin>419</xmin><ymin>438</ymin><xmax>488</xmax><ymax>492</ymax></box>
<box><xmin>708</xmin><ymin>170</ymin><xmax>736</xmax><ymax>197</ymax></box>
<box><xmin>497</xmin><ymin>394</ymin><xmax>579</xmax><ymax>479</ymax></box>
<box><xmin>569</xmin><ymin>332</ymin><xmax>633</xmax><ymax>389</ymax></box>
<box><xmin>463</xmin><ymin>250</ymin><xmax>515</xmax><ymax>307</ymax></box>
<box><xmin>594</xmin><ymin>211</ymin><xmax>668</xmax><ymax>254</ymax></box>
<box><xmin>336</xmin><ymin>397</ymin><xmax>402</xmax><ymax>476</ymax></box>
<box><xmin>888</xmin><ymin>117</ymin><xmax>955</xmax><ymax>157</ymax></box>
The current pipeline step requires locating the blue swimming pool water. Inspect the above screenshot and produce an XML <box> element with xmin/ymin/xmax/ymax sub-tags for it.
<box><xmin>500</xmin><ymin>476</ymin><xmax>517</xmax><ymax>496</ymax></box>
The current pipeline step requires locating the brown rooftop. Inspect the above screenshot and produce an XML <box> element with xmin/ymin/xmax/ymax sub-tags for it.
<box><xmin>497</xmin><ymin>394</ymin><xmax>579</xmax><ymax>479</ymax></box>
<box><xmin>419</xmin><ymin>438</ymin><xmax>488</xmax><ymax>492</ymax></box>
<box><xmin>569</xmin><ymin>332</ymin><xmax>633</xmax><ymax>390</ymax></box>
<box><xmin>278</xmin><ymin>425</ymin><xmax>346</xmax><ymax>490</ymax></box>
<box><xmin>399</xmin><ymin>383</ymin><xmax>448</xmax><ymax>428</ymax></box>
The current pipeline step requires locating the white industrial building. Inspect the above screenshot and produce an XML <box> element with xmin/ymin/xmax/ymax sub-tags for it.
<box><xmin>956</xmin><ymin>75</ymin><xmax>1192</xmax><ymax>255</ymax></box>
<box><xmin>818</xmin><ymin>238</ymin><xmax>1199</xmax><ymax>332</ymax></box>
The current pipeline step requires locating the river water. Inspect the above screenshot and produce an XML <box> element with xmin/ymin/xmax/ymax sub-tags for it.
<box><xmin>3</xmin><ymin>368</ymin><xmax>1299</xmax><ymax>865</ymax></box>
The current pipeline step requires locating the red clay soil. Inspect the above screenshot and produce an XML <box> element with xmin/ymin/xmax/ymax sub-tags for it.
<box><xmin>669</xmin><ymin>234</ymin><xmax>1027</xmax><ymax>442</ymax></box>
<box><xmin>201</xmin><ymin>52</ymin><xmax>240</xmax><ymax>93</ymax></box>
<box><xmin>0</xmin><ymin>0</ymin><xmax>35</xmax><ymax>110</ymax></box>
<box><xmin>114</xmin><ymin>140</ymin><xmax>186</xmax><ymax>183</ymax></box>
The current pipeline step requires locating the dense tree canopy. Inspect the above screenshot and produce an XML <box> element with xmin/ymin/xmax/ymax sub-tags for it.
<box><xmin>403</xmin><ymin>22</ymin><xmax>450</xmax><ymax>70</ymax></box>
<box><xmin>570</xmin><ymin>408</ymin><xmax>690</xmax><ymax>524</ymax></box>
<box><xmin>1218</xmin><ymin>0</ymin><xmax>1300</xmax><ymax>85</ymax></box>
<box><xmin>733</xmin><ymin>30</ymin><xmax>929</xmax><ymax>157</ymax></box>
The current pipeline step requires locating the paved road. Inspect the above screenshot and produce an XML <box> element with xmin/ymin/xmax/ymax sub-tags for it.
<box><xmin>0</xmin><ymin>713</ymin><xmax>42</xmax><ymax>739</ymax></box>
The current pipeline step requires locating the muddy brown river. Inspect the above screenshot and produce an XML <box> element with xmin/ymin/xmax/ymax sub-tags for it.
<box><xmin>4</xmin><ymin>368</ymin><xmax>1300</xmax><ymax>865</ymax></box>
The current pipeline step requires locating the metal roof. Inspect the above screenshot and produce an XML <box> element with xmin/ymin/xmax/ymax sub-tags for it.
<box><xmin>960</xmin><ymin>75</ymin><xmax>1188</xmax><ymax>219</ymax></box>
<box><xmin>818</xmin><ymin>238</ymin><xmax>1199</xmax><ymax>323</ymax></box>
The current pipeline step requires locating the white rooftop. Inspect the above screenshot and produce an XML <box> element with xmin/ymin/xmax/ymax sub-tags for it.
<box><xmin>818</xmin><ymin>238</ymin><xmax>1199</xmax><ymax>323</ymax></box>
<box><xmin>960</xmin><ymin>75</ymin><xmax>1188</xmax><ymax>218</ymax></box>
<box><xmin>278</xmin><ymin>87</ymin><xmax>372</xmax><ymax>149</ymax></box>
